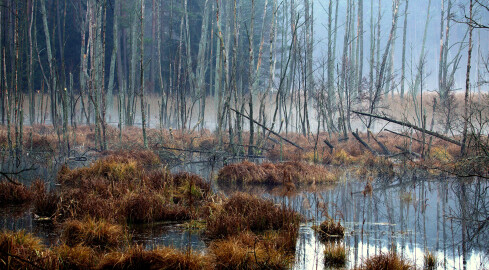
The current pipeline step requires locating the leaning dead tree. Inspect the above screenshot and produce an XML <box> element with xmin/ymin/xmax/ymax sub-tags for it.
<box><xmin>353</xmin><ymin>110</ymin><xmax>462</xmax><ymax>146</ymax></box>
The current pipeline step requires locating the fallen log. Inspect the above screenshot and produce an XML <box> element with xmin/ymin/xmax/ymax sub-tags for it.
<box><xmin>323</xmin><ymin>139</ymin><xmax>334</xmax><ymax>153</ymax></box>
<box><xmin>352</xmin><ymin>110</ymin><xmax>462</xmax><ymax>146</ymax></box>
<box><xmin>352</xmin><ymin>131</ymin><xmax>378</xmax><ymax>155</ymax></box>
<box><xmin>368</xmin><ymin>130</ymin><xmax>391</xmax><ymax>155</ymax></box>
<box><xmin>230</xmin><ymin>108</ymin><xmax>304</xmax><ymax>151</ymax></box>
<box><xmin>395</xmin><ymin>146</ymin><xmax>422</xmax><ymax>158</ymax></box>
<box><xmin>384</xmin><ymin>129</ymin><xmax>426</xmax><ymax>144</ymax></box>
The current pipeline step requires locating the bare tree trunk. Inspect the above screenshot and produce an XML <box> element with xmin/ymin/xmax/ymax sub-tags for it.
<box><xmin>107</xmin><ymin>0</ymin><xmax>119</xmax><ymax>122</ymax></box>
<box><xmin>461</xmin><ymin>0</ymin><xmax>473</xmax><ymax>156</ymax></box>
<box><xmin>247</xmin><ymin>0</ymin><xmax>256</xmax><ymax>156</ymax></box>
<box><xmin>400</xmin><ymin>0</ymin><xmax>409</xmax><ymax>99</ymax></box>
<box><xmin>140</xmin><ymin>0</ymin><xmax>147</xmax><ymax>148</ymax></box>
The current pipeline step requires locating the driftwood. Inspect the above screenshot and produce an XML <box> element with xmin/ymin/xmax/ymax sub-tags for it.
<box><xmin>368</xmin><ymin>130</ymin><xmax>391</xmax><ymax>155</ymax></box>
<box><xmin>230</xmin><ymin>108</ymin><xmax>304</xmax><ymax>151</ymax></box>
<box><xmin>352</xmin><ymin>131</ymin><xmax>378</xmax><ymax>155</ymax></box>
<box><xmin>352</xmin><ymin>110</ymin><xmax>462</xmax><ymax>146</ymax></box>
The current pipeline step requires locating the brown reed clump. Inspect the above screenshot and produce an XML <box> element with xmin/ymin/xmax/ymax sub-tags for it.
<box><xmin>0</xmin><ymin>230</ymin><xmax>58</xmax><ymax>269</ymax></box>
<box><xmin>55</xmin><ymin>244</ymin><xmax>98</xmax><ymax>270</ymax></box>
<box><xmin>119</xmin><ymin>190</ymin><xmax>190</xmax><ymax>223</ymax></box>
<box><xmin>317</xmin><ymin>218</ymin><xmax>345</xmax><ymax>241</ymax></box>
<box><xmin>96</xmin><ymin>245</ymin><xmax>210</xmax><ymax>270</ymax></box>
<box><xmin>423</xmin><ymin>251</ymin><xmax>437</xmax><ymax>270</ymax></box>
<box><xmin>61</xmin><ymin>218</ymin><xmax>125</xmax><ymax>251</ymax></box>
<box><xmin>205</xmin><ymin>192</ymin><xmax>300</xmax><ymax>241</ymax></box>
<box><xmin>57</xmin><ymin>155</ymin><xmax>141</xmax><ymax>186</ymax></box>
<box><xmin>360</xmin><ymin>252</ymin><xmax>413</xmax><ymax>270</ymax></box>
<box><xmin>210</xmin><ymin>231</ymin><xmax>293</xmax><ymax>270</ymax></box>
<box><xmin>217</xmin><ymin>160</ymin><xmax>337</xmax><ymax>186</ymax></box>
<box><xmin>31</xmin><ymin>179</ymin><xmax>59</xmax><ymax>218</ymax></box>
<box><xmin>323</xmin><ymin>242</ymin><xmax>347</xmax><ymax>267</ymax></box>
<box><xmin>0</xmin><ymin>181</ymin><xmax>33</xmax><ymax>205</ymax></box>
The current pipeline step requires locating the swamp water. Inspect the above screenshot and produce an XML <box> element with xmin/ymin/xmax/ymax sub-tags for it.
<box><xmin>1</xmin><ymin>158</ymin><xmax>488</xmax><ymax>269</ymax></box>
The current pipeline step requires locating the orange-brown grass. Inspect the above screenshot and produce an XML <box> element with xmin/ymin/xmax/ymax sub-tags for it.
<box><xmin>55</xmin><ymin>244</ymin><xmax>98</xmax><ymax>270</ymax></box>
<box><xmin>31</xmin><ymin>179</ymin><xmax>59</xmax><ymax>218</ymax></box>
<box><xmin>359</xmin><ymin>252</ymin><xmax>413</xmax><ymax>270</ymax></box>
<box><xmin>53</xmin><ymin>151</ymin><xmax>210</xmax><ymax>223</ymax></box>
<box><xmin>210</xmin><ymin>231</ymin><xmax>293</xmax><ymax>270</ymax></box>
<box><xmin>120</xmin><ymin>191</ymin><xmax>190</xmax><ymax>223</ymax></box>
<box><xmin>217</xmin><ymin>160</ymin><xmax>338</xmax><ymax>186</ymax></box>
<box><xmin>0</xmin><ymin>230</ymin><xmax>58</xmax><ymax>269</ymax></box>
<box><xmin>0</xmin><ymin>181</ymin><xmax>33</xmax><ymax>205</ymax></box>
<box><xmin>61</xmin><ymin>218</ymin><xmax>126</xmax><ymax>251</ymax></box>
<box><xmin>424</xmin><ymin>250</ymin><xmax>437</xmax><ymax>270</ymax></box>
<box><xmin>323</xmin><ymin>242</ymin><xmax>347</xmax><ymax>267</ymax></box>
<box><xmin>317</xmin><ymin>218</ymin><xmax>345</xmax><ymax>241</ymax></box>
<box><xmin>57</xmin><ymin>155</ymin><xmax>142</xmax><ymax>186</ymax></box>
<box><xmin>96</xmin><ymin>245</ymin><xmax>210</xmax><ymax>270</ymax></box>
<box><xmin>205</xmin><ymin>192</ymin><xmax>300</xmax><ymax>246</ymax></box>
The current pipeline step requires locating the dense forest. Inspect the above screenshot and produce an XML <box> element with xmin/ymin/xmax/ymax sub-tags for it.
<box><xmin>0</xmin><ymin>0</ymin><xmax>488</xmax><ymax>156</ymax></box>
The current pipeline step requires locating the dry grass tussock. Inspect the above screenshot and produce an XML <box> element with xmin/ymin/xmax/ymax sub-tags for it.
<box><xmin>97</xmin><ymin>245</ymin><xmax>210</xmax><ymax>270</ymax></box>
<box><xmin>358</xmin><ymin>252</ymin><xmax>414</xmax><ymax>270</ymax></box>
<box><xmin>0</xmin><ymin>181</ymin><xmax>33</xmax><ymax>205</ymax></box>
<box><xmin>218</xmin><ymin>160</ymin><xmax>338</xmax><ymax>186</ymax></box>
<box><xmin>205</xmin><ymin>192</ymin><xmax>300</xmax><ymax>251</ymax></box>
<box><xmin>210</xmin><ymin>231</ymin><xmax>293</xmax><ymax>270</ymax></box>
<box><xmin>315</xmin><ymin>218</ymin><xmax>345</xmax><ymax>241</ymax></box>
<box><xmin>47</xmin><ymin>151</ymin><xmax>210</xmax><ymax>222</ymax></box>
<box><xmin>0</xmin><ymin>230</ymin><xmax>59</xmax><ymax>269</ymax></box>
<box><xmin>323</xmin><ymin>242</ymin><xmax>347</xmax><ymax>267</ymax></box>
<box><xmin>61</xmin><ymin>218</ymin><xmax>126</xmax><ymax>251</ymax></box>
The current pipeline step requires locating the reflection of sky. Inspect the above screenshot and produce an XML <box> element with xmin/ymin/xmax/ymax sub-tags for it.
<box><xmin>294</xmin><ymin>222</ymin><xmax>488</xmax><ymax>270</ymax></box>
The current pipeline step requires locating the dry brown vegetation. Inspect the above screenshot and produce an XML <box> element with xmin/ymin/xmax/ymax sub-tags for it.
<box><xmin>316</xmin><ymin>218</ymin><xmax>345</xmax><ymax>241</ymax></box>
<box><xmin>0</xmin><ymin>182</ymin><xmax>33</xmax><ymax>205</ymax></box>
<box><xmin>217</xmin><ymin>160</ymin><xmax>339</xmax><ymax>186</ymax></box>
<box><xmin>323</xmin><ymin>242</ymin><xmax>347</xmax><ymax>267</ymax></box>
<box><xmin>359</xmin><ymin>252</ymin><xmax>413</xmax><ymax>270</ymax></box>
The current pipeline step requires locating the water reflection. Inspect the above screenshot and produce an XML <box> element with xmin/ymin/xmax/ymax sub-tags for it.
<box><xmin>1</xmin><ymin>158</ymin><xmax>488</xmax><ymax>269</ymax></box>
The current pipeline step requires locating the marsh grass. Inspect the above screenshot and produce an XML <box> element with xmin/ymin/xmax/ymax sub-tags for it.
<box><xmin>205</xmin><ymin>192</ymin><xmax>300</xmax><ymax>243</ymax></box>
<box><xmin>360</xmin><ymin>252</ymin><xmax>413</xmax><ymax>270</ymax></box>
<box><xmin>55</xmin><ymin>244</ymin><xmax>98</xmax><ymax>270</ymax></box>
<box><xmin>323</xmin><ymin>241</ymin><xmax>347</xmax><ymax>267</ymax></box>
<box><xmin>0</xmin><ymin>230</ymin><xmax>58</xmax><ymax>269</ymax></box>
<box><xmin>97</xmin><ymin>245</ymin><xmax>210</xmax><ymax>270</ymax></box>
<box><xmin>423</xmin><ymin>250</ymin><xmax>437</xmax><ymax>270</ymax></box>
<box><xmin>61</xmin><ymin>218</ymin><xmax>126</xmax><ymax>251</ymax></box>
<box><xmin>316</xmin><ymin>218</ymin><xmax>345</xmax><ymax>241</ymax></box>
<box><xmin>210</xmin><ymin>231</ymin><xmax>293</xmax><ymax>270</ymax></box>
<box><xmin>0</xmin><ymin>181</ymin><xmax>32</xmax><ymax>205</ymax></box>
<box><xmin>217</xmin><ymin>160</ymin><xmax>338</xmax><ymax>186</ymax></box>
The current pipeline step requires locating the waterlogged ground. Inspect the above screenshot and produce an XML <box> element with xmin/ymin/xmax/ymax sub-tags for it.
<box><xmin>1</xmin><ymin>157</ymin><xmax>488</xmax><ymax>269</ymax></box>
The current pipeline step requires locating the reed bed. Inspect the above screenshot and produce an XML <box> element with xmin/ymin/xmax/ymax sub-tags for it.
<box><xmin>217</xmin><ymin>160</ymin><xmax>338</xmax><ymax>186</ymax></box>
<box><xmin>359</xmin><ymin>252</ymin><xmax>413</xmax><ymax>270</ymax></box>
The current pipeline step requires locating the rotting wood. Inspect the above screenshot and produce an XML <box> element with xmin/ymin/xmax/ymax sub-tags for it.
<box><xmin>353</xmin><ymin>110</ymin><xmax>462</xmax><ymax>146</ymax></box>
<box><xmin>368</xmin><ymin>130</ymin><xmax>390</xmax><ymax>155</ymax></box>
<box><xmin>231</xmin><ymin>108</ymin><xmax>304</xmax><ymax>151</ymax></box>
<box><xmin>352</xmin><ymin>131</ymin><xmax>378</xmax><ymax>155</ymax></box>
